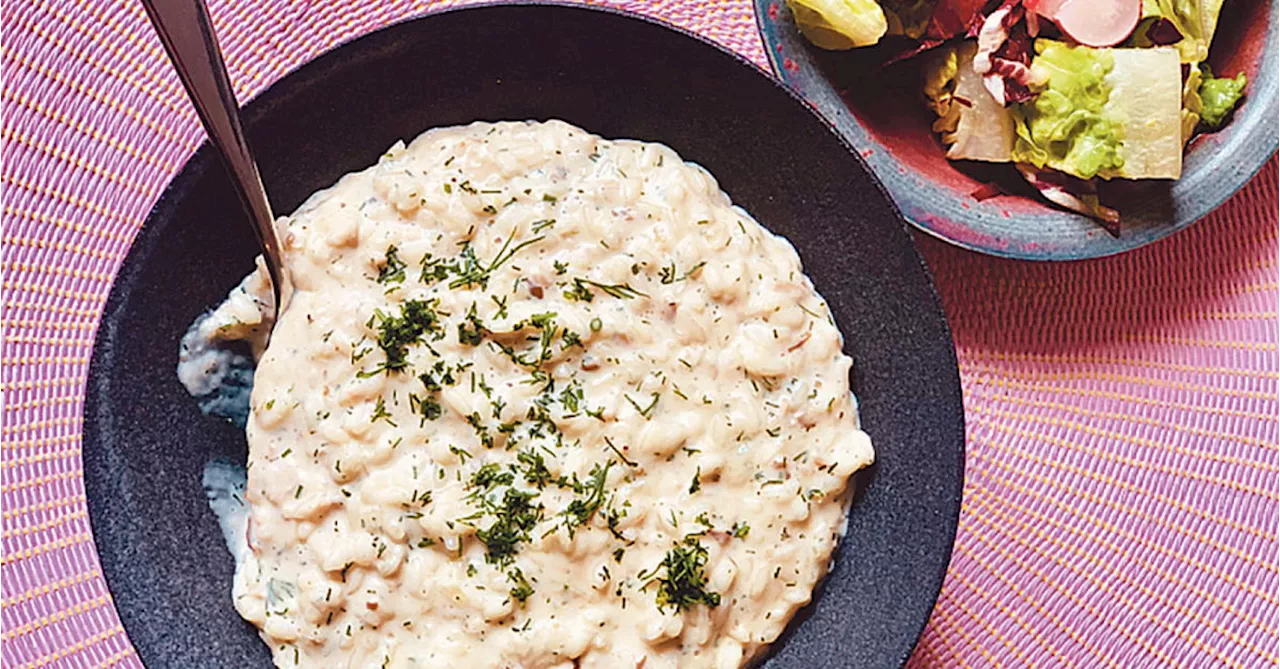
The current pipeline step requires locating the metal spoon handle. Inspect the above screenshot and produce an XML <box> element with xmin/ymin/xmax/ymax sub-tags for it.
<box><xmin>140</xmin><ymin>0</ymin><xmax>290</xmax><ymax>313</ymax></box>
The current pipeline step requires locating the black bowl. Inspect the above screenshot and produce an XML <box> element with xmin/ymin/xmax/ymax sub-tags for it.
<box><xmin>83</xmin><ymin>4</ymin><xmax>964</xmax><ymax>667</ymax></box>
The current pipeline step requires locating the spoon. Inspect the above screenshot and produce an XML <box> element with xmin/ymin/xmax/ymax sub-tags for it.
<box><xmin>141</xmin><ymin>0</ymin><xmax>292</xmax><ymax>319</ymax></box>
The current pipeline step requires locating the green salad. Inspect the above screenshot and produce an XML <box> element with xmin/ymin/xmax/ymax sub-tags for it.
<box><xmin>788</xmin><ymin>0</ymin><xmax>1248</xmax><ymax>230</ymax></box>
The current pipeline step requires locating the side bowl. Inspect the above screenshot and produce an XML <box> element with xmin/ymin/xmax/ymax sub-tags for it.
<box><xmin>755</xmin><ymin>0</ymin><xmax>1279</xmax><ymax>260</ymax></box>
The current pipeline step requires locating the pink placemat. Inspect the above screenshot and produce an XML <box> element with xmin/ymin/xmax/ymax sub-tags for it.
<box><xmin>2</xmin><ymin>1</ymin><xmax>1276</xmax><ymax>667</ymax></box>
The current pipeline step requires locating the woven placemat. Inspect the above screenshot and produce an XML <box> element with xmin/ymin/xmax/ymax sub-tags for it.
<box><xmin>2</xmin><ymin>1</ymin><xmax>1276</xmax><ymax>667</ymax></box>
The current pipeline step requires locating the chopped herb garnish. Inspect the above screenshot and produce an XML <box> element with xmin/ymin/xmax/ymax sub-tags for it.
<box><xmin>563</xmin><ymin>280</ymin><xmax>593</xmax><ymax>302</ymax></box>
<box><xmin>376</xmin><ymin>245</ymin><xmax>408</xmax><ymax>284</ymax></box>
<box><xmin>624</xmin><ymin>392</ymin><xmax>660</xmax><ymax>420</ymax></box>
<box><xmin>798</xmin><ymin>303</ymin><xmax>823</xmax><ymax>320</ymax></box>
<box><xmin>471</xmin><ymin>463</ymin><xmax>515</xmax><ymax>491</ymax></box>
<box><xmin>564</xmin><ymin>278</ymin><xmax>647</xmax><ymax>302</ymax></box>
<box><xmin>366</xmin><ymin>299</ymin><xmax>444</xmax><ymax>374</ymax></box>
<box><xmin>689</xmin><ymin>467</ymin><xmax>701</xmax><ymax>494</ymax></box>
<box><xmin>604</xmin><ymin>436</ymin><xmax>638</xmax><ymax>468</ymax></box>
<box><xmin>448</xmin><ymin>234</ymin><xmax>545</xmax><ymax>290</ymax></box>
<box><xmin>660</xmin><ymin>260</ymin><xmax>706</xmax><ymax>284</ymax></box>
<box><xmin>641</xmin><ymin>537</ymin><xmax>721</xmax><ymax>613</ymax></box>
<box><xmin>490</xmin><ymin>294</ymin><xmax>509</xmax><ymax>319</ymax></box>
<box><xmin>420</xmin><ymin>254</ymin><xmax>450</xmax><ymax>283</ymax></box>
<box><xmin>409</xmin><ymin>393</ymin><xmax>443</xmax><ymax>423</ymax></box>
<box><xmin>475</xmin><ymin>487</ymin><xmax>543</xmax><ymax>566</ymax></box>
<box><xmin>492</xmin><ymin>312</ymin><xmax>562</xmax><ymax>370</ymax></box>
<box><xmin>553</xmin><ymin>383</ymin><xmax>580</xmax><ymax>414</ymax></box>
<box><xmin>605</xmin><ymin>498</ymin><xmax>630</xmax><ymax>540</ymax></box>
<box><xmin>418</xmin><ymin>371</ymin><xmax>442</xmax><ymax>393</ymax></box>
<box><xmin>681</xmin><ymin>261</ymin><xmax>706</xmax><ymax>281</ymax></box>
<box><xmin>466</xmin><ymin>412</ymin><xmax>495</xmax><ymax>449</ymax></box>
<box><xmin>731</xmin><ymin>521</ymin><xmax>751</xmax><ymax>539</ymax></box>
<box><xmin>585</xmin><ymin>279</ymin><xmax>646</xmax><ymax>299</ymax></box>
<box><xmin>508</xmin><ymin>568</ymin><xmax>534</xmax><ymax>604</ymax></box>
<box><xmin>458</xmin><ymin>303</ymin><xmax>486</xmax><ymax>346</ymax></box>
<box><xmin>560</xmin><ymin>460</ymin><xmax>614</xmax><ymax>538</ymax></box>
<box><xmin>516</xmin><ymin>449</ymin><xmax>561</xmax><ymax>489</ymax></box>
<box><xmin>370</xmin><ymin>396</ymin><xmax>396</xmax><ymax>425</ymax></box>
<box><xmin>561</xmin><ymin>329</ymin><xmax>583</xmax><ymax>349</ymax></box>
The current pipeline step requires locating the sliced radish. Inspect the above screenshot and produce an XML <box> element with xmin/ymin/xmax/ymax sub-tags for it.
<box><xmin>1047</xmin><ymin>0</ymin><xmax>1141</xmax><ymax>47</ymax></box>
<box><xmin>1024</xmin><ymin>0</ymin><xmax>1069</xmax><ymax>17</ymax></box>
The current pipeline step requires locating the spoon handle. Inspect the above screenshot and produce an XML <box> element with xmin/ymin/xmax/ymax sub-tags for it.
<box><xmin>140</xmin><ymin>0</ymin><xmax>290</xmax><ymax>313</ymax></box>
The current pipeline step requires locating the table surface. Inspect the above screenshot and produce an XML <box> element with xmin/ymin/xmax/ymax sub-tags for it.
<box><xmin>2</xmin><ymin>1</ymin><xmax>1276</xmax><ymax>667</ymax></box>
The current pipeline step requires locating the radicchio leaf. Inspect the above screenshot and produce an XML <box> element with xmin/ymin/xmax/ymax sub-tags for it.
<box><xmin>972</xmin><ymin>2</ymin><xmax>1039</xmax><ymax>106</ymax></box>
<box><xmin>881</xmin><ymin>0</ymin><xmax>989</xmax><ymax>65</ymax></box>
<box><xmin>1144</xmin><ymin>17</ymin><xmax>1184</xmax><ymax>45</ymax></box>
<box><xmin>969</xmin><ymin>181</ymin><xmax>1006</xmax><ymax>201</ymax></box>
<box><xmin>927</xmin><ymin>0</ymin><xmax>990</xmax><ymax>39</ymax></box>
<box><xmin>1016</xmin><ymin>164</ymin><xmax>1121</xmax><ymax>234</ymax></box>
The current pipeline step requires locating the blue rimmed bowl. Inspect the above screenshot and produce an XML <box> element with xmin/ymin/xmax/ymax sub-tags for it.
<box><xmin>755</xmin><ymin>0</ymin><xmax>1278</xmax><ymax>260</ymax></box>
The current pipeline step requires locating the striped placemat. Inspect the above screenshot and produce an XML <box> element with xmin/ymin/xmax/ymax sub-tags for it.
<box><xmin>2</xmin><ymin>1</ymin><xmax>1276</xmax><ymax>667</ymax></box>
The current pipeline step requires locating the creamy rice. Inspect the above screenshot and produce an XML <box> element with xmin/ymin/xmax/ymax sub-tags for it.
<box><xmin>190</xmin><ymin>120</ymin><xmax>874</xmax><ymax>668</ymax></box>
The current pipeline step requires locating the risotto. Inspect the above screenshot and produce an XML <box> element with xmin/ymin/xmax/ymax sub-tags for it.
<box><xmin>188</xmin><ymin>120</ymin><xmax>874</xmax><ymax>668</ymax></box>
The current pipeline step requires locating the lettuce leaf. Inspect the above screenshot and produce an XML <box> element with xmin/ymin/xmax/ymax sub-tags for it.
<box><xmin>1181</xmin><ymin>65</ymin><xmax>1203</xmax><ymax>142</ymax></box>
<box><xmin>924</xmin><ymin>41</ymin><xmax>1017</xmax><ymax>162</ymax></box>
<box><xmin>1197</xmin><ymin>64</ymin><xmax>1247</xmax><ymax>129</ymax></box>
<box><xmin>923</xmin><ymin>43</ymin><xmax>961</xmax><ymax>123</ymax></box>
<box><xmin>1102</xmin><ymin>47</ymin><xmax>1183</xmax><ymax>178</ymax></box>
<box><xmin>1132</xmin><ymin>0</ymin><xmax>1225</xmax><ymax>63</ymax></box>
<box><xmin>787</xmin><ymin>0</ymin><xmax>888</xmax><ymax>49</ymax></box>
<box><xmin>1012</xmin><ymin>41</ymin><xmax>1124</xmax><ymax>179</ymax></box>
<box><xmin>1013</xmin><ymin>41</ymin><xmax>1182</xmax><ymax>180</ymax></box>
<box><xmin>882</xmin><ymin>0</ymin><xmax>938</xmax><ymax>38</ymax></box>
